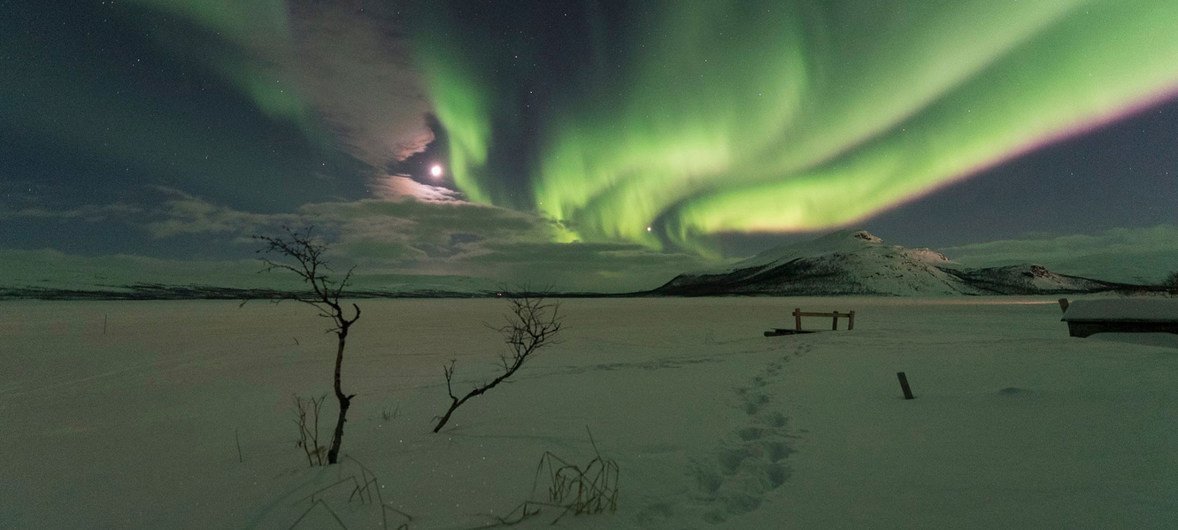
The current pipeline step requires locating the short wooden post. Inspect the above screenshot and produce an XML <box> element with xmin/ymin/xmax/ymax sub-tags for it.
<box><xmin>831</xmin><ymin>312</ymin><xmax>839</xmax><ymax>330</ymax></box>
<box><xmin>794</xmin><ymin>308</ymin><xmax>802</xmax><ymax>331</ymax></box>
<box><xmin>897</xmin><ymin>372</ymin><xmax>914</xmax><ymax>400</ymax></box>
<box><xmin>848</xmin><ymin>311</ymin><xmax>855</xmax><ymax>330</ymax></box>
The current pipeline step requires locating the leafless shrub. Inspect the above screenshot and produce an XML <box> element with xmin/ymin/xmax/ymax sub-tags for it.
<box><xmin>294</xmin><ymin>394</ymin><xmax>327</xmax><ymax>467</ymax></box>
<box><xmin>535</xmin><ymin>429</ymin><xmax>619</xmax><ymax>522</ymax></box>
<box><xmin>255</xmin><ymin>226</ymin><xmax>361</xmax><ymax>465</ymax></box>
<box><xmin>489</xmin><ymin>428</ymin><xmax>619</xmax><ymax>526</ymax></box>
<box><xmin>432</xmin><ymin>292</ymin><xmax>562</xmax><ymax>433</ymax></box>
<box><xmin>290</xmin><ymin>456</ymin><xmax>412</xmax><ymax>530</ymax></box>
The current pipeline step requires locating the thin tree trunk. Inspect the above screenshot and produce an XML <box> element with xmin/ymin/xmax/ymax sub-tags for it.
<box><xmin>432</xmin><ymin>399</ymin><xmax>460</xmax><ymax>433</ymax></box>
<box><xmin>327</xmin><ymin>329</ymin><xmax>350</xmax><ymax>464</ymax></box>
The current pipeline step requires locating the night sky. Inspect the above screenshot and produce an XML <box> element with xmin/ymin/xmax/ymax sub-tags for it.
<box><xmin>3</xmin><ymin>1</ymin><xmax>1177</xmax><ymax>291</ymax></box>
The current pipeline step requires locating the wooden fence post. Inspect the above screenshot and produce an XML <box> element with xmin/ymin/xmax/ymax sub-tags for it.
<box><xmin>848</xmin><ymin>311</ymin><xmax>855</xmax><ymax>330</ymax></box>
<box><xmin>794</xmin><ymin>308</ymin><xmax>802</xmax><ymax>331</ymax></box>
<box><xmin>897</xmin><ymin>372</ymin><xmax>914</xmax><ymax>400</ymax></box>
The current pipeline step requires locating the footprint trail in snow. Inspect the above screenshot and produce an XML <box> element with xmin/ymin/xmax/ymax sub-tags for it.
<box><xmin>690</xmin><ymin>341</ymin><xmax>810</xmax><ymax>523</ymax></box>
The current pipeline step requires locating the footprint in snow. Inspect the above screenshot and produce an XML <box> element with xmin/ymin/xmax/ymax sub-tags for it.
<box><xmin>687</xmin><ymin>357</ymin><xmax>798</xmax><ymax>524</ymax></box>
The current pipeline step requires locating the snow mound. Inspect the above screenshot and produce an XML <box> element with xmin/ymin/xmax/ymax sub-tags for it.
<box><xmin>733</xmin><ymin>229</ymin><xmax>885</xmax><ymax>269</ymax></box>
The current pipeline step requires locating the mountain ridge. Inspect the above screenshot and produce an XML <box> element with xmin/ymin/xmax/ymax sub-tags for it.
<box><xmin>653</xmin><ymin>229</ymin><xmax>1144</xmax><ymax>296</ymax></box>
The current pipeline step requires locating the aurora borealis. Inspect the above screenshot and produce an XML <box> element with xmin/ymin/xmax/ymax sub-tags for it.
<box><xmin>416</xmin><ymin>0</ymin><xmax>1178</xmax><ymax>254</ymax></box>
<box><xmin>2</xmin><ymin>1</ymin><xmax>1177</xmax><ymax>291</ymax></box>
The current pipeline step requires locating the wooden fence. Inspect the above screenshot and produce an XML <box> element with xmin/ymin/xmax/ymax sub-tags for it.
<box><xmin>793</xmin><ymin>308</ymin><xmax>855</xmax><ymax>331</ymax></box>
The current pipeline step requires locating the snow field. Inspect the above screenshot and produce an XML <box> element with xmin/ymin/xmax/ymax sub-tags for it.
<box><xmin>1</xmin><ymin>297</ymin><xmax>1175</xmax><ymax>528</ymax></box>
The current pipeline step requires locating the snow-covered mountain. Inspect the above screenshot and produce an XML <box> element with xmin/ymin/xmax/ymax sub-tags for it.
<box><xmin>653</xmin><ymin>230</ymin><xmax>1131</xmax><ymax>296</ymax></box>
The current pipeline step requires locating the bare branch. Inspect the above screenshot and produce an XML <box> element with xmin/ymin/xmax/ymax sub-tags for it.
<box><xmin>443</xmin><ymin>360</ymin><xmax>458</xmax><ymax>402</ymax></box>
<box><xmin>432</xmin><ymin>292</ymin><xmax>562</xmax><ymax>433</ymax></box>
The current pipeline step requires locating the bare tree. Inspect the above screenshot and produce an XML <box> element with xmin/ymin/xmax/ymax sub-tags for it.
<box><xmin>256</xmin><ymin>226</ymin><xmax>360</xmax><ymax>464</ymax></box>
<box><xmin>432</xmin><ymin>293</ymin><xmax>563</xmax><ymax>433</ymax></box>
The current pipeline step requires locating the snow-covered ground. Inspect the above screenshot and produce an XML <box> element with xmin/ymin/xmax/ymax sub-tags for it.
<box><xmin>2</xmin><ymin>297</ymin><xmax>1176</xmax><ymax>528</ymax></box>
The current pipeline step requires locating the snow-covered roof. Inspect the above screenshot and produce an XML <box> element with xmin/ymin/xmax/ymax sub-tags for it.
<box><xmin>1062</xmin><ymin>298</ymin><xmax>1178</xmax><ymax>322</ymax></box>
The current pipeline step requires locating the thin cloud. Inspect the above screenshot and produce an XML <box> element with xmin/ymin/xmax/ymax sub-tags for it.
<box><xmin>143</xmin><ymin>188</ymin><xmax>299</xmax><ymax>239</ymax></box>
<box><xmin>109</xmin><ymin>187</ymin><xmax>717</xmax><ymax>291</ymax></box>
<box><xmin>0</xmin><ymin>203</ymin><xmax>143</xmax><ymax>223</ymax></box>
<box><xmin>371</xmin><ymin>175</ymin><xmax>464</xmax><ymax>203</ymax></box>
<box><xmin>287</xmin><ymin>0</ymin><xmax>435</xmax><ymax>167</ymax></box>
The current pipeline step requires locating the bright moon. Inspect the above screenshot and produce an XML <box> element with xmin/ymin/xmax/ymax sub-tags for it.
<box><xmin>429</xmin><ymin>164</ymin><xmax>444</xmax><ymax>178</ymax></box>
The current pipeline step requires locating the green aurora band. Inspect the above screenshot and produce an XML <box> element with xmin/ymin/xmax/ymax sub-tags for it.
<box><xmin>123</xmin><ymin>0</ymin><xmax>318</xmax><ymax>134</ymax></box>
<box><xmin>416</xmin><ymin>0</ymin><xmax>1178</xmax><ymax>254</ymax></box>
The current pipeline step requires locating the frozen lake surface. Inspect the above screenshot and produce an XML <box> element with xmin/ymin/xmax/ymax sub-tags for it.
<box><xmin>2</xmin><ymin>297</ymin><xmax>1176</xmax><ymax>528</ymax></box>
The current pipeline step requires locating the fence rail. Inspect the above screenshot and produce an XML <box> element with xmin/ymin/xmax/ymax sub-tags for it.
<box><xmin>793</xmin><ymin>308</ymin><xmax>855</xmax><ymax>331</ymax></box>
